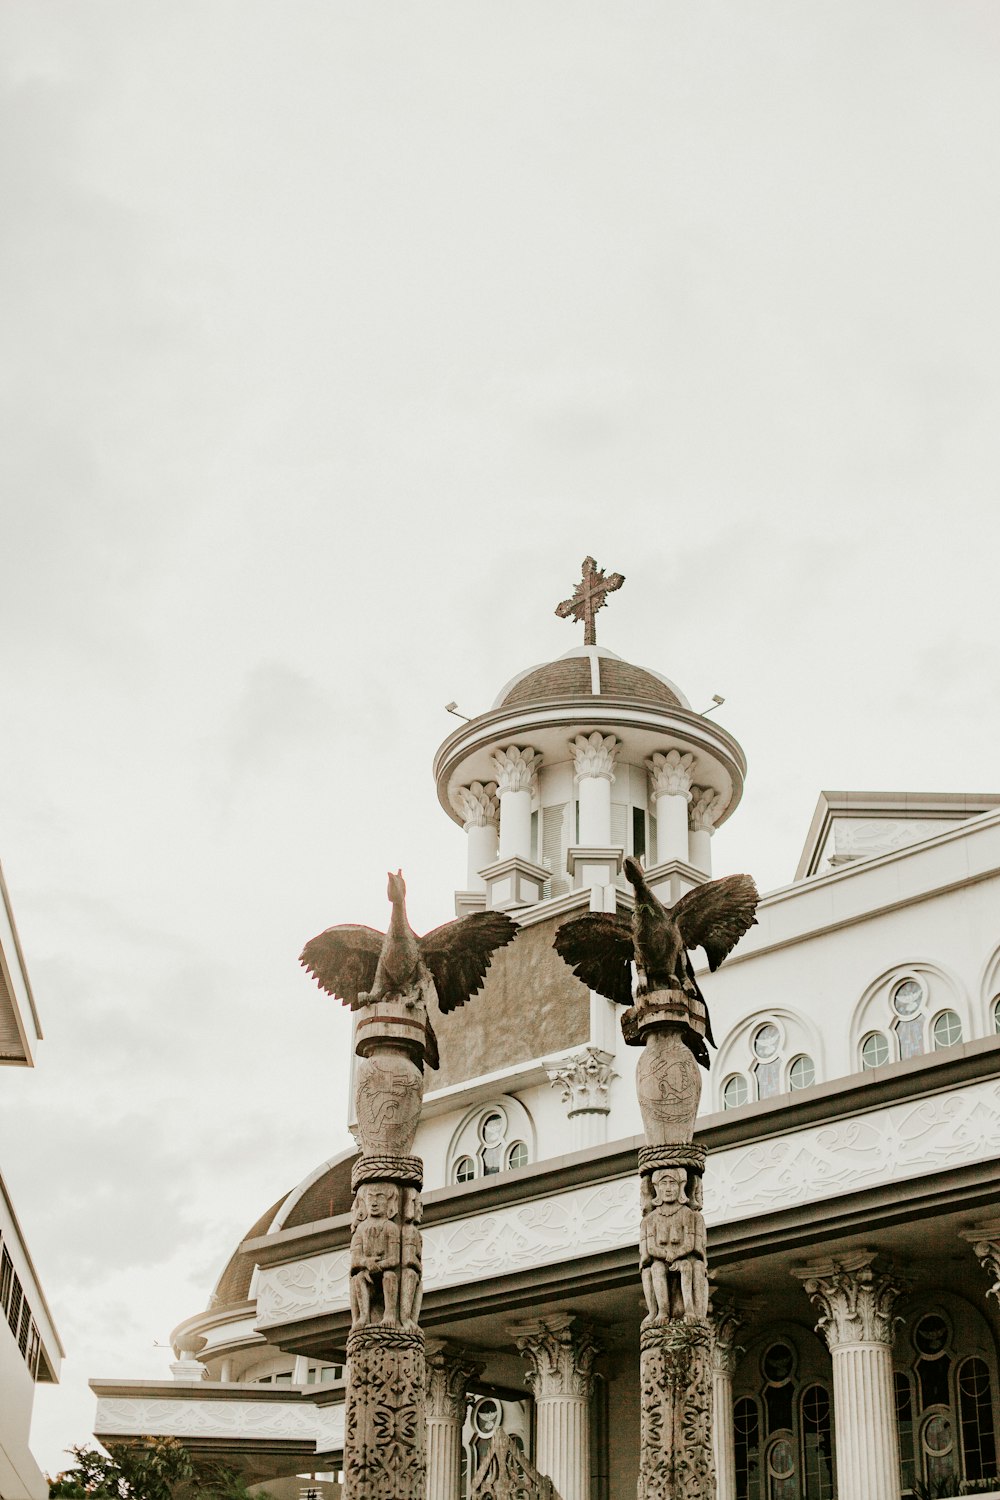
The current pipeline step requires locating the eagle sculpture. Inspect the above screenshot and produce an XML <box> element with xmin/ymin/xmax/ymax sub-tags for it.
<box><xmin>300</xmin><ymin>870</ymin><xmax>518</xmax><ymax>1070</ymax></box>
<box><xmin>553</xmin><ymin>856</ymin><xmax>759</xmax><ymax>1068</ymax></box>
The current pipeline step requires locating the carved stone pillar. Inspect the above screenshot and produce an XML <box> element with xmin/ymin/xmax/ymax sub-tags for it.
<box><xmin>491</xmin><ymin>746</ymin><xmax>540</xmax><ymax>860</ymax></box>
<box><xmin>570</xmin><ymin>732</ymin><xmax>619</xmax><ymax>846</ymax></box>
<box><xmin>623</xmin><ymin>986</ymin><xmax>714</xmax><ymax>1500</ymax></box>
<box><xmin>452</xmin><ymin>781</ymin><xmax>500</xmax><ymax>891</ymax></box>
<box><xmin>959</xmin><ymin>1219</ymin><xmax>1000</xmax><ymax>1306</ymax></box>
<box><xmin>709</xmin><ymin>1299</ymin><xmax>746</xmax><ymax>1500</ymax></box>
<box><xmin>646</xmin><ymin>751</ymin><xmax>696</xmax><ymax>865</ymax></box>
<box><xmin>425</xmin><ymin>1341</ymin><xmax>484</xmax><ymax>1500</ymax></box>
<box><xmin>345</xmin><ymin>996</ymin><xmax>430</xmax><ymax>1500</ymax></box>
<box><xmin>794</xmin><ymin>1252</ymin><xmax>910</xmax><ymax>1500</ymax></box>
<box><xmin>687</xmin><ymin>787</ymin><xmax>725</xmax><ymax>877</ymax></box>
<box><xmin>513</xmin><ymin>1315</ymin><xmax>601</xmax><ymax>1500</ymax></box>
<box><xmin>546</xmin><ymin>1046</ymin><xmax>618</xmax><ymax>1150</ymax></box>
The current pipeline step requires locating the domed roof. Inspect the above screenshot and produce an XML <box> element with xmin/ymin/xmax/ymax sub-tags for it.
<box><xmin>208</xmin><ymin>1150</ymin><xmax>359</xmax><ymax>1311</ymax></box>
<box><xmin>493</xmin><ymin>647</ymin><xmax>689</xmax><ymax>713</ymax></box>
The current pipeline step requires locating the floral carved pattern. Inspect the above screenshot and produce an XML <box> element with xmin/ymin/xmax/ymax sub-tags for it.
<box><xmin>795</xmin><ymin>1252</ymin><xmax>910</xmax><ymax>1348</ymax></box>
<box><xmin>344</xmin><ymin>1331</ymin><xmax>426</xmax><ymax>1500</ymax></box>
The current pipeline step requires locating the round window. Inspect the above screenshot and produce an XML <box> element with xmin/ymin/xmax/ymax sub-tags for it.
<box><xmin>723</xmin><ymin>1074</ymin><xmax>749</xmax><ymax>1110</ymax></box>
<box><xmin>474</xmin><ymin>1398</ymin><xmax>501</xmax><ymax>1437</ymax></box>
<box><xmin>789</xmin><ymin>1055</ymin><xmax>815</xmax><ymax>1091</ymax></box>
<box><xmin>753</xmin><ymin>1023</ymin><xmax>781</xmax><ymax>1061</ymax></box>
<box><xmin>932</xmin><ymin>1010</ymin><xmax>962</xmax><ymax>1050</ymax></box>
<box><xmin>922</xmin><ymin>1412</ymin><xmax>954</xmax><ymax>1458</ymax></box>
<box><xmin>454</xmin><ymin>1156</ymin><xmax>475</xmax><ymax>1184</ymax></box>
<box><xmin>892</xmin><ymin>979</ymin><xmax>923</xmax><ymax>1017</ymax></box>
<box><xmin>862</xmin><ymin>1031</ymin><xmax>890</xmax><ymax>1069</ymax></box>
<box><xmin>507</xmin><ymin>1141</ymin><xmax>528</xmax><ymax>1170</ymax></box>
<box><xmin>479</xmin><ymin>1110</ymin><xmax>507</xmax><ymax>1147</ymax></box>
<box><xmin>768</xmin><ymin>1438</ymin><xmax>795</xmax><ymax>1479</ymax></box>
<box><xmin>993</xmin><ymin>997</ymin><xmax>1000</xmax><ymax>1035</ymax></box>
<box><xmin>762</xmin><ymin>1343</ymin><xmax>795</xmax><ymax>1383</ymax></box>
<box><xmin>914</xmin><ymin>1313</ymin><xmax>950</xmax><ymax>1357</ymax></box>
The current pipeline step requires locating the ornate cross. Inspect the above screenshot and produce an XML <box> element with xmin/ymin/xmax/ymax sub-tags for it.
<box><xmin>555</xmin><ymin>556</ymin><xmax>625</xmax><ymax>646</ymax></box>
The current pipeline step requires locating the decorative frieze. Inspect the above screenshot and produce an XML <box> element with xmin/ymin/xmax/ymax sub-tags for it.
<box><xmin>490</xmin><ymin>745</ymin><xmax>541</xmax><ymax>797</ymax></box>
<box><xmin>570</xmin><ymin>732</ymin><xmax>620</xmax><ymax>783</ymax></box>
<box><xmin>959</xmin><ymin>1219</ymin><xmax>1000</xmax><ymax>1306</ymax></box>
<box><xmin>546</xmin><ymin>1047</ymin><xmax>618</xmax><ymax>1117</ymax></box>
<box><xmin>646</xmin><ymin>749</ymin><xmax>696</xmax><ymax>802</ymax></box>
<box><xmin>452</xmin><ymin>781</ymin><xmax>500</xmax><ymax>831</ymax></box>
<box><xmin>795</xmin><ymin>1250</ymin><xmax>910</xmax><ymax>1348</ymax></box>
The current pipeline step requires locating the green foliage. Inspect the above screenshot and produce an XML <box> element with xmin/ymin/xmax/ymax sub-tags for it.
<box><xmin>48</xmin><ymin>1439</ymin><xmax>276</xmax><ymax>1500</ymax></box>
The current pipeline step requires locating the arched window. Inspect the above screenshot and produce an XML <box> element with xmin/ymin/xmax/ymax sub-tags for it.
<box><xmin>958</xmin><ymin>1357</ymin><xmax>998</xmax><ymax>1482</ymax></box>
<box><xmin>891</xmin><ymin>976</ymin><xmax>927</xmax><ymax>1060</ymax></box>
<box><xmin>449</xmin><ymin>1101</ymin><xmax>533</xmax><ymax>1184</ymax></box>
<box><xmin>789</xmin><ymin>1055</ymin><xmax>816</xmax><ymax>1091</ymax></box>
<box><xmin>800</xmin><ymin>1384</ymin><xmax>834</xmax><ymax>1498</ymax></box>
<box><xmin>932</xmin><ymin>1010</ymin><xmax>963</xmax><ymax>1050</ymax></box>
<box><xmin>752</xmin><ymin>1024</ymin><xmax>782</xmax><ymax>1099</ymax></box>
<box><xmin>507</xmin><ymin>1141</ymin><xmax>528</xmax><ymax>1170</ymax></box>
<box><xmin>734</xmin><ymin>1396</ymin><xmax>761</xmax><ymax>1500</ymax></box>
<box><xmin>895</xmin><ymin>1372</ymin><xmax>917</xmax><ymax>1493</ymax></box>
<box><xmin>724</xmin><ymin>1074</ymin><xmax>749</xmax><ymax>1110</ymax></box>
<box><xmin>454</xmin><ymin>1156</ymin><xmax>475</xmax><ymax>1184</ymax></box>
<box><xmin>993</xmin><ymin>997</ymin><xmax>1000</xmax><ymax>1035</ymax></box>
<box><xmin>862</xmin><ymin>1031</ymin><xmax>889</xmax><ymax>1069</ymax></box>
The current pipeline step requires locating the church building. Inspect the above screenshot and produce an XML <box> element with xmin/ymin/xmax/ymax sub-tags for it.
<box><xmin>92</xmin><ymin>573</ymin><xmax>1000</xmax><ymax>1500</ymax></box>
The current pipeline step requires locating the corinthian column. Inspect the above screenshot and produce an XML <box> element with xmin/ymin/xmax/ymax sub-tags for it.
<box><xmin>425</xmin><ymin>1341</ymin><xmax>484</xmax><ymax>1500</ymax></box>
<box><xmin>794</xmin><ymin>1252</ymin><xmax>910</xmax><ymax>1500</ymax></box>
<box><xmin>546</xmin><ymin>1047</ymin><xmax>618</xmax><ymax>1150</ymax></box>
<box><xmin>646</xmin><ymin>750</ymin><xmax>696</xmax><ymax>864</ymax></box>
<box><xmin>570</xmin><ymin>732</ymin><xmax>619</xmax><ymax>845</ymax></box>
<box><xmin>959</xmin><ymin>1219</ymin><xmax>1000</xmax><ymax>1306</ymax></box>
<box><xmin>491</xmin><ymin>746</ymin><xmax>540</xmax><ymax>859</ymax></box>
<box><xmin>709</xmin><ymin>1299</ymin><xmax>746</xmax><ymax>1500</ymax></box>
<box><xmin>512</xmin><ymin>1315</ymin><xmax>601</xmax><ymax>1500</ymax></box>
<box><xmin>687</xmin><ymin>787</ymin><xmax>725</xmax><ymax>877</ymax></box>
<box><xmin>452</xmin><ymin>781</ymin><xmax>499</xmax><ymax>891</ymax></box>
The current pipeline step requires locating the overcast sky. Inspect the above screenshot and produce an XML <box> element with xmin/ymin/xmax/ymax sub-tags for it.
<box><xmin>1</xmin><ymin>0</ymin><xmax>999</xmax><ymax>1477</ymax></box>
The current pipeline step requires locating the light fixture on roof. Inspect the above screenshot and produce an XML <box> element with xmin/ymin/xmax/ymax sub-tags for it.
<box><xmin>445</xmin><ymin>701</ymin><xmax>471</xmax><ymax>722</ymax></box>
<box><xmin>700</xmin><ymin>694</ymin><xmax>725</xmax><ymax>716</ymax></box>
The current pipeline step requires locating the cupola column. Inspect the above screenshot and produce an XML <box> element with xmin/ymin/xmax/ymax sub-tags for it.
<box><xmin>570</xmin><ymin>733</ymin><xmax>619</xmax><ymax>846</ymax></box>
<box><xmin>646</xmin><ymin>750</ymin><xmax>696</xmax><ymax>864</ymax></box>
<box><xmin>688</xmin><ymin>787</ymin><xmax>726</xmax><ymax>877</ymax></box>
<box><xmin>794</xmin><ymin>1252</ymin><xmax>909</xmax><ymax>1500</ymax></box>
<box><xmin>491</xmin><ymin>747</ymin><xmax>540</xmax><ymax>860</ymax></box>
<box><xmin>452</xmin><ymin>782</ymin><xmax>500</xmax><ymax>890</ymax></box>
<box><xmin>425</xmin><ymin>1341</ymin><xmax>485</xmax><ymax>1500</ymax></box>
<box><xmin>513</xmin><ymin>1316</ymin><xmax>601</xmax><ymax>1500</ymax></box>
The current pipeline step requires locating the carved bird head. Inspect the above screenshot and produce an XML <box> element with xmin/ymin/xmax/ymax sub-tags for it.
<box><xmin>387</xmin><ymin>869</ymin><xmax>406</xmax><ymax>904</ymax></box>
<box><xmin>623</xmin><ymin>855</ymin><xmax>646</xmax><ymax>889</ymax></box>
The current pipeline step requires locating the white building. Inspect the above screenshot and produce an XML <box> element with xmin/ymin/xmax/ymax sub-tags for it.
<box><xmin>1</xmin><ymin>863</ymin><xmax>63</xmax><ymax>1500</ymax></box>
<box><xmin>92</xmin><ymin>640</ymin><xmax>1000</xmax><ymax>1500</ymax></box>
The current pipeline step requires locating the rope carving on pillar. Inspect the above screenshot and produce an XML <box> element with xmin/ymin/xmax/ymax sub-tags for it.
<box><xmin>300</xmin><ymin>872</ymin><xmax>518</xmax><ymax>1500</ymax></box>
<box><xmin>553</xmin><ymin>855</ymin><xmax>759</xmax><ymax>1500</ymax></box>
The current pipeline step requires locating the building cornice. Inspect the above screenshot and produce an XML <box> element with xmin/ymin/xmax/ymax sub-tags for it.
<box><xmin>243</xmin><ymin>1036</ymin><xmax>1000</xmax><ymax>1270</ymax></box>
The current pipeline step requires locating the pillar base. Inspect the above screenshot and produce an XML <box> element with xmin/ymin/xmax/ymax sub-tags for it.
<box><xmin>344</xmin><ymin>1325</ymin><xmax>426</xmax><ymax>1500</ymax></box>
<box><xmin>453</xmin><ymin>889</ymin><xmax>487</xmax><ymax>917</ymax></box>
<box><xmin>640</xmin><ymin>858</ymin><xmax>706</xmax><ymax>904</ymax></box>
<box><xmin>566</xmin><ymin>845</ymin><xmax>624</xmax><ymax>890</ymax></box>
<box><xmin>482</xmin><ymin>855</ymin><xmax>550</xmax><ymax>909</ymax></box>
<box><xmin>638</xmin><ymin>1319</ymin><xmax>714</xmax><ymax>1500</ymax></box>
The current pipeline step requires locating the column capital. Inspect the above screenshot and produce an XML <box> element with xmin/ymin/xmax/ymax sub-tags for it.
<box><xmin>546</xmin><ymin>1047</ymin><xmax>618</xmax><ymax>1117</ymax></box>
<box><xmin>794</xmin><ymin>1251</ymin><xmax>911</xmax><ymax>1348</ymax></box>
<box><xmin>452</xmin><ymin>780</ymin><xmax>499</xmax><ymax>831</ymax></box>
<box><xmin>688</xmin><ymin>786</ymin><xmax>726</xmax><ymax>834</ymax></box>
<box><xmin>709</xmin><ymin>1295</ymin><xmax>747</xmax><ymax>1377</ymax></box>
<box><xmin>511</xmin><ymin>1314</ymin><xmax>602</xmax><ymax>1399</ymax></box>
<box><xmin>959</xmin><ymin>1219</ymin><xmax>1000</xmax><ymax>1306</ymax></box>
<box><xmin>490</xmin><ymin>744</ymin><xmax>540</xmax><ymax>796</ymax></box>
<box><xmin>570</xmin><ymin>732</ymin><xmax>619</xmax><ymax>783</ymax></box>
<box><xmin>425</xmin><ymin>1340</ymin><xmax>485</xmax><ymax>1421</ymax></box>
<box><xmin>646</xmin><ymin>748</ymin><xmax>697</xmax><ymax>801</ymax></box>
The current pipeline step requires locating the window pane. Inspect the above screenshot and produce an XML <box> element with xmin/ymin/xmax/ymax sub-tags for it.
<box><xmin>507</xmin><ymin>1141</ymin><xmax>528</xmax><ymax>1170</ymax></box>
<box><xmin>632</xmin><ymin>806</ymin><xmax>646</xmax><ymax>863</ymax></box>
<box><xmin>896</xmin><ymin>1017</ymin><xmax>924</xmax><ymax>1060</ymax></box>
<box><xmin>734</xmin><ymin>1397</ymin><xmax>761</xmax><ymax>1500</ymax></box>
<box><xmin>895</xmin><ymin>1372</ymin><xmax>916</xmax><ymax>1493</ymax></box>
<box><xmin>892</xmin><ymin>979</ymin><xmax>923</xmax><ymax>1017</ymax></box>
<box><xmin>862</xmin><ymin>1032</ymin><xmax>889</xmax><ymax>1069</ymax></box>
<box><xmin>753</xmin><ymin>1024</ymin><xmax>781</xmax><ymax>1061</ymax></box>
<box><xmin>454</xmin><ymin>1156</ymin><xmax>475</xmax><ymax>1184</ymax></box>
<box><xmin>789</xmin><ymin>1055</ymin><xmax>815</xmax><ymax>1091</ymax></box>
<box><xmin>801</xmin><ymin>1384</ymin><xmax>835</xmax><ymax>1500</ymax></box>
<box><xmin>932</xmin><ymin>1010</ymin><xmax>962</xmax><ymax>1049</ymax></box>
<box><xmin>959</xmin><ymin>1357</ymin><xmax>998</xmax><ymax>1481</ymax></box>
<box><xmin>994</xmin><ymin>997</ymin><xmax>1000</xmax><ymax>1035</ymax></box>
<box><xmin>724</xmin><ymin>1075</ymin><xmax>749</xmax><ymax>1110</ymax></box>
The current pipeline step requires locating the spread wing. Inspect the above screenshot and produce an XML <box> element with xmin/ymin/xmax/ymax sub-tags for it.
<box><xmin>671</xmin><ymin>875</ymin><xmax>759</xmax><ymax>972</ymax></box>
<box><xmin>423</xmin><ymin>1013</ymin><xmax>441</xmax><ymax>1071</ymax></box>
<box><xmin>299</xmin><ymin>924</ymin><xmax>385</xmax><ymax>1009</ymax></box>
<box><xmin>419</xmin><ymin>911</ymin><xmax>519</xmax><ymax>1015</ymax></box>
<box><xmin>552</xmin><ymin>912</ymin><xmax>635</xmax><ymax>1006</ymax></box>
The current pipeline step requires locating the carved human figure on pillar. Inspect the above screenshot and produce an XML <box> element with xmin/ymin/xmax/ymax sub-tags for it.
<box><xmin>350</xmin><ymin>1183</ymin><xmax>402</xmax><ymax>1328</ymax></box>
<box><xmin>640</xmin><ymin>1168</ymin><xmax>708</xmax><ymax>1323</ymax></box>
<box><xmin>399</xmin><ymin>1187</ymin><xmax>423</xmax><ymax>1331</ymax></box>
